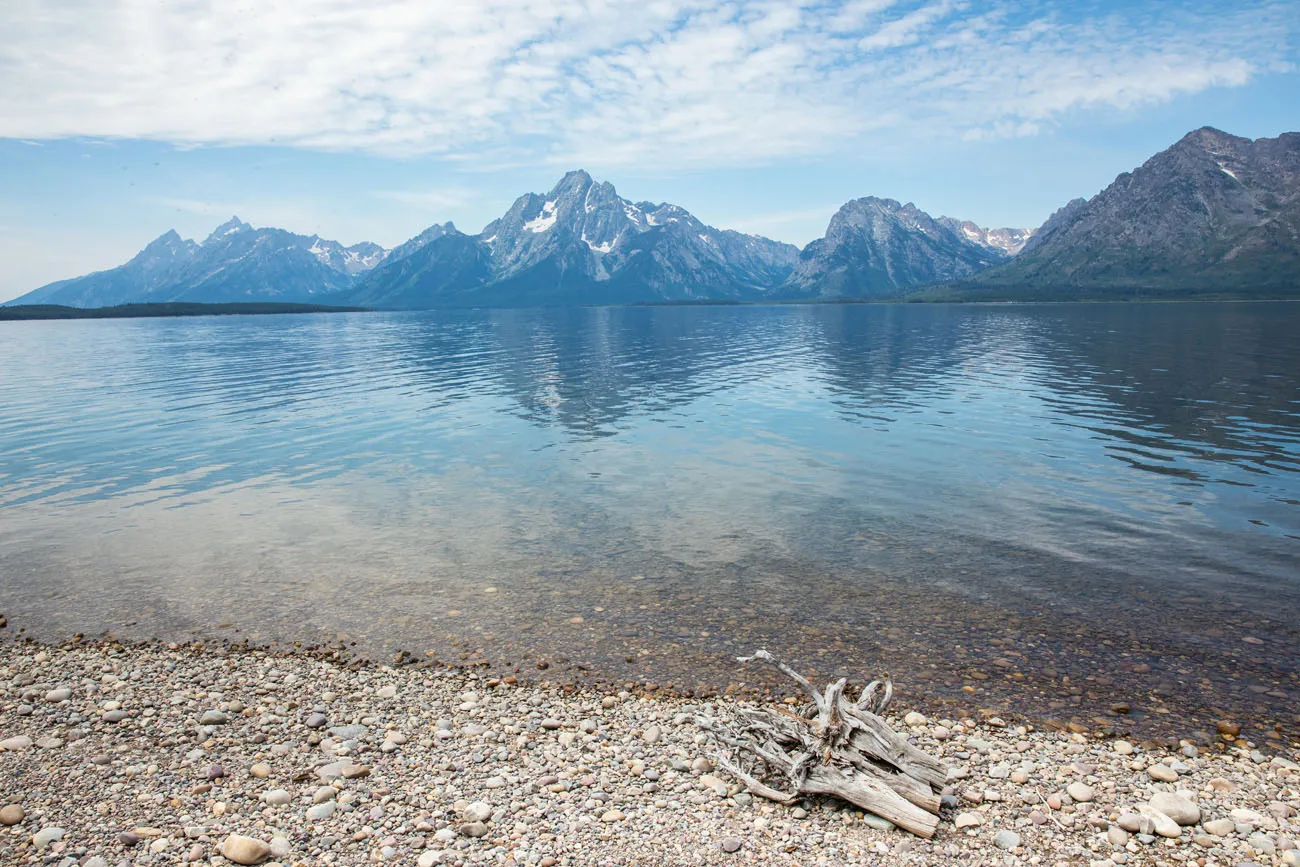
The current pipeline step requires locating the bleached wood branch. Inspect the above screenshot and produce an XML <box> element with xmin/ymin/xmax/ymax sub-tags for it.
<box><xmin>702</xmin><ymin>649</ymin><xmax>948</xmax><ymax>839</ymax></box>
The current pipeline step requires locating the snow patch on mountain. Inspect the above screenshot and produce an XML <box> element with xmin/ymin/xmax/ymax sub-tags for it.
<box><xmin>524</xmin><ymin>201</ymin><xmax>558</xmax><ymax>233</ymax></box>
<box><xmin>308</xmin><ymin>239</ymin><xmax>330</xmax><ymax>265</ymax></box>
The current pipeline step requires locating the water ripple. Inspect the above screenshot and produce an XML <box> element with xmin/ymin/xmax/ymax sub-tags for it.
<box><xmin>0</xmin><ymin>303</ymin><xmax>1297</xmax><ymax>731</ymax></box>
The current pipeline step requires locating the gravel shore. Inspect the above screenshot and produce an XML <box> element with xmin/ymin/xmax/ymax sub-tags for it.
<box><xmin>1</xmin><ymin>639</ymin><xmax>1297</xmax><ymax>866</ymax></box>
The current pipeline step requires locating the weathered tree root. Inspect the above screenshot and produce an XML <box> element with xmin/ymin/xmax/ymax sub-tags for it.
<box><xmin>698</xmin><ymin>649</ymin><xmax>947</xmax><ymax>838</ymax></box>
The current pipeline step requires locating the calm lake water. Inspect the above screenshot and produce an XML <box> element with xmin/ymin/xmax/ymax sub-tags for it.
<box><xmin>1</xmin><ymin>302</ymin><xmax>1297</xmax><ymax>739</ymax></box>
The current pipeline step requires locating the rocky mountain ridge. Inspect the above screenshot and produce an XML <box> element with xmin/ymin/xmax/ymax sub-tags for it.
<box><xmin>340</xmin><ymin>170</ymin><xmax>804</xmax><ymax>308</ymax></box>
<box><xmin>11</xmin><ymin>218</ymin><xmax>390</xmax><ymax>308</ymax></box>
<box><xmin>780</xmin><ymin>198</ymin><xmax>1027</xmax><ymax>299</ymax></box>
<box><xmin>11</xmin><ymin>126</ymin><xmax>1295</xmax><ymax>308</ymax></box>
<box><xmin>953</xmin><ymin>127</ymin><xmax>1300</xmax><ymax>297</ymax></box>
<box><xmin>937</xmin><ymin>220</ymin><xmax>1034</xmax><ymax>257</ymax></box>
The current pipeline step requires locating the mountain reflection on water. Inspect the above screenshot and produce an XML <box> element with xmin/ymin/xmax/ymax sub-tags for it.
<box><xmin>0</xmin><ymin>302</ymin><xmax>1296</xmax><ymax>740</ymax></box>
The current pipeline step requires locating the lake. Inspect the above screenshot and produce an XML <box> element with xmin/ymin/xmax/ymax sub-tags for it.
<box><xmin>1</xmin><ymin>302</ymin><xmax>1296</xmax><ymax>741</ymax></box>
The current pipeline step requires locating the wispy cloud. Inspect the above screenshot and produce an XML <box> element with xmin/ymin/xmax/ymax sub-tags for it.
<box><xmin>370</xmin><ymin>187</ymin><xmax>477</xmax><ymax>209</ymax></box>
<box><xmin>0</xmin><ymin>0</ymin><xmax>1292</xmax><ymax>168</ymax></box>
<box><xmin>144</xmin><ymin>196</ymin><xmax>334</xmax><ymax>238</ymax></box>
<box><xmin>723</xmin><ymin>205</ymin><xmax>849</xmax><ymax>242</ymax></box>
<box><xmin>148</xmin><ymin>197</ymin><xmax>244</xmax><ymax>218</ymax></box>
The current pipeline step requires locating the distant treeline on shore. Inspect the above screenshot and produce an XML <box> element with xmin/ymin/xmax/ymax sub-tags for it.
<box><xmin>0</xmin><ymin>302</ymin><xmax>370</xmax><ymax>321</ymax></box>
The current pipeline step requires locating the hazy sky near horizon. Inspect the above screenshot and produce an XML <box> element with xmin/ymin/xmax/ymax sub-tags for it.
<box><xmin>1</xmin><ymin>0</ymin><xmax>1297</xmax><ymax>301</ymax></box>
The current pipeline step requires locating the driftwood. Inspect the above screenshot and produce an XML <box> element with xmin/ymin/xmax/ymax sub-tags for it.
<box><xmin>698</xmin><ymin>650</ymin><xmax>948</xmax><ymax>838</ymax></box>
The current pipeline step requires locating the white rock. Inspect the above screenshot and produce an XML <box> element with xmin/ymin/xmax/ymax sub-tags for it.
<box><xmin>306</xmin><ymin>802</ymin><xmax>335</xmax><ymax>821</ymax></box>
<box><xmin>1148</xmin><ymin>792</ymin><xmax>1199</xmax><ymax>826</ymax></box>
<box><xmin>1203</xmin><ymin>818</ymin><xmax>1234</xmax><ymax>836</ymax></box>
<box><xmin>1136</xmin><ymin>805</ymin><xmax>1182</xmax><ymax>839</ymax></box>
<box><xmin>1066</xmin><ymin>782</ymin><xmax>1095</xmax><ymax>803</ymax></box>
<box><xmin>993</xmin><ymin>830</ymin><xmax>1020</xmax><ymax>850</ymax></box>
<box><xmin>32</xmin><ymin>826</ymin><xmax>66</xmax><ymax>848</ymax></box>
<box><xmin>1231</xmin><ymin>808</ymin><xmax>1264</xmax><ymax>825</ymax></box>
<box><xmin>461</xmin><ymin>801</ymin><xmax>492</xmax><ymax>823</ymax></box>
<box><xmin>0</xmin><ymin>736</ymin><xmax>33</xmax><ymax>751</ymax></box>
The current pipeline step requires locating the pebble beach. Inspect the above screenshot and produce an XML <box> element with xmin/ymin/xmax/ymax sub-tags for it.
<box><xmin>2</xmin><ymin>639</ymin><xmax>1298</xmax><ymax>867</ymax></box>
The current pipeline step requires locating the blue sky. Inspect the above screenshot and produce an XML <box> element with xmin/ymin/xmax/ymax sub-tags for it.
<box><xmin>1</xmin><ymin>0</ymin><xmax>1297</xmax><ymax>301</ymax></box>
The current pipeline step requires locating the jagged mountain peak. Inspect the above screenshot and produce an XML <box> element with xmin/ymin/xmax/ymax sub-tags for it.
<box><xmin>549</xmin><ymin>169</ymin><xmax>594</xmax><ymax>195</ymax></box>
<box><xmin>140</xmin><ymin>229</ymin><xmax>194</xmax><ymax>252</ymax></box>
<box><xmin>382</xmin><ymin>221</ymin><xmax>462</xmax><ymax>268</ymax></box>
<box><xmin>838</xmin><ymin>196</ymin><xmax>930</xmax><ymax>216</ymax></box>
<box><xmin>121</xmin><ymin>229</ymin><xmax>201</xmax><ymax>277</ymax></box>
<box><xmin>205</xmin><ymin>216</ymin><xmax>251</xmax><ymax>243</ymax></box>
<box><xmin>1176</xmin><ymin>126</ymin><xmax>1249</xmax><ymax>152</ymax></box>
<box><xmin>349</xmin><ymin>171</ymin><xmax>800</xmax><ymax>307</ymax></box>
<box><xmin>783</xmin><ymin>196</ymin><xmax>1012</xmax><ymax>299</ymax></box>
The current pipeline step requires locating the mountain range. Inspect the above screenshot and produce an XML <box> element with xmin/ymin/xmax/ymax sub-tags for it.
<box><xmin>12</xmin><ymin>218</ymin><xmax>386</xmax><ymax>308</ymax></box>
<box><xmin>8</xmin><ymin>127</ymin><xmax>1297</xmax><ymax>309</ymax></box>
<box><xmin>944</xmin><ymin>127</ymin><xmax>1300</xmax><ymax>299</ymax></box>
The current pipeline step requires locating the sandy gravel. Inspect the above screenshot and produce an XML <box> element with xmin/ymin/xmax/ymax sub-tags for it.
<box><xmin>1</xmin><ymin>639</ymin><xmax>1297</xmax><ymax>866</ymax></box>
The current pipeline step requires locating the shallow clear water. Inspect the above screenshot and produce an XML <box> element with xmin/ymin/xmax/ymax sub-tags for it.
<box><xmin>1</xmin><ymin>303</ymin><xmax>1297</xmax><ymax>737</ymax></box>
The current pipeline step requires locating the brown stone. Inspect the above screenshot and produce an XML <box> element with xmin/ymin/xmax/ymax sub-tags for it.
<box><xmin>221</xmin><ymin>834</ymin><xmax>270</xmax><ymax>865</ymax></box>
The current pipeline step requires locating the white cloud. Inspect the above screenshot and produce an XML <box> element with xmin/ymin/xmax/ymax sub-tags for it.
<box><xmin>370</xmin><ymin>187</ymin><xmax>477</xmax><ymax>209</ymax></box>
<box><xmin>0</xmin><ymin>0</ymin><xmax>1291</xmax><ymax>167</ymax></box>
<box><xmin>721</xmin><ymin>205</ymin><xmax>848</xmax><ymax>243</ymax></box>
<box><xmin>146</xmin><ymin>196</ymin><xmax>319</xmax><ymax>228</ymax></box>
<box><xmin>858</xmin><ymin>0</ymin><xmax>957</xmax><ymax>51</ymax></box>
<box><xmin>142</xmin><ymin>195</ymin><xmax>383</xmax><ymax>245</ymax></box>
